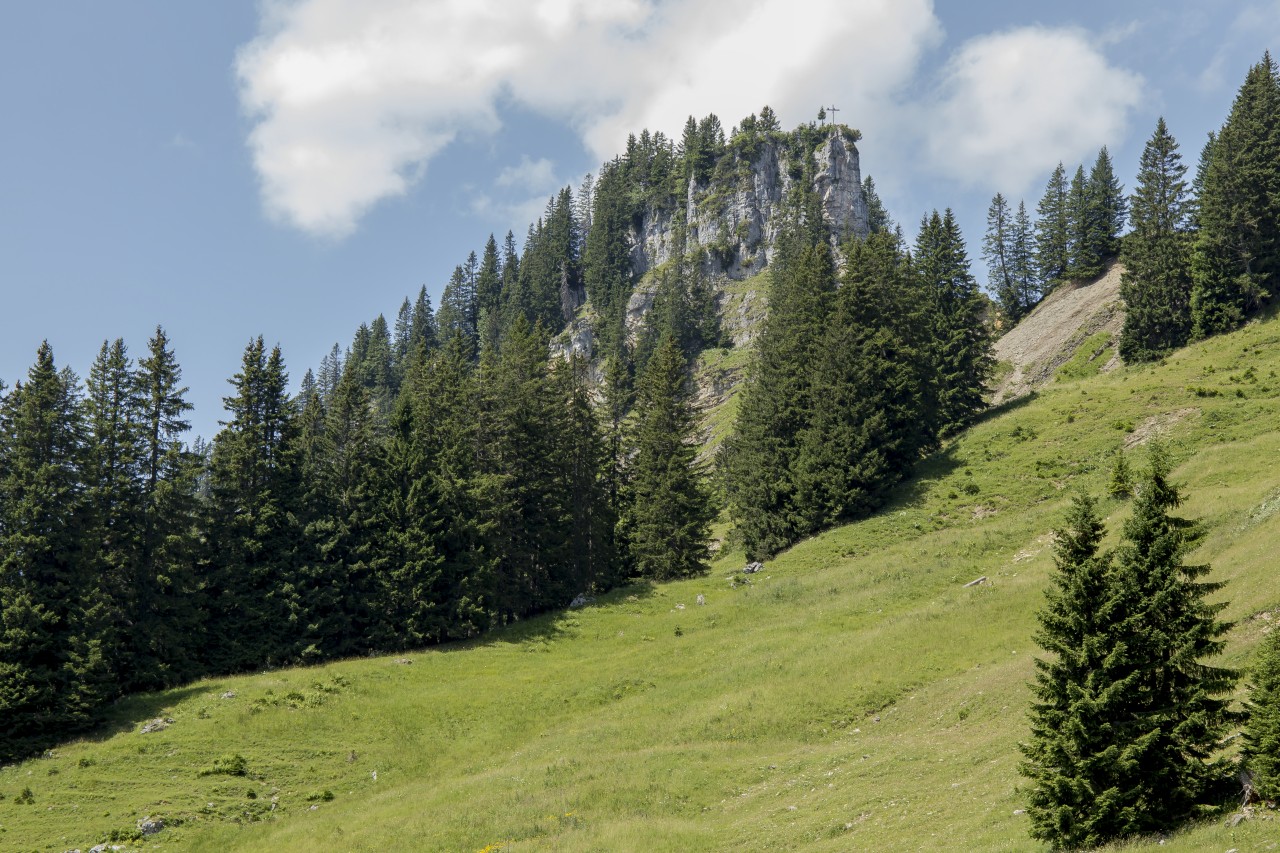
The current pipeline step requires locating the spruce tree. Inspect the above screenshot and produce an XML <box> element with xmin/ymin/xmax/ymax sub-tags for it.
<box><xmin>1191</xmin><ymin>53</ymin><xmax>1280</xmax><ymax>338</ymax></box>
<box><xmin>1009</xmin><ymin>200</ymin><xmax>1040</xmax><ymax>316</ymax></box>
<box><xmin>916</xmin><ymin>209</ymin><xmax>993</xmax><ymax>436</ymax></box>
<box><xmin>1243</xmin><ymin>623</ymin><xmax>1280</xmax><ymax>800</ymax></box>
<box><xmin>983</xmin><ymin>193</ymin><xmax>1020</xmax><ymax>320</ymax></box>
<box><xmin>1021</xmin><ymin>448</ymin><xmax>1235</xmax><ymax>848</ymax></box>
<box><xmin>1065</xmin><ymin>165</ymin><xmax>1092</xmax><ymax>279</ymax></box>
<box><xmin>721</xmin><ymin>196</ymin><xmax>836</xmax><ymax>559</ymax></box>
<box><xmin>1120</xmin><ymin>118</ymin><xmax>1194</xmax><ymax>362</ymax></box>
<box><xmin>793</xmin><ymin>232</ymin><xmax>929</xmax><ymax>529</ymax></box>
<box><xmin>1036</xmin><ymin>163</ymin><xmax>1072</xmax><ymax>288</ymax></box>
<box><xmin>1022</xmin><ymin>493</ymin><xmax>1116</xmax><ymax>848</ymax></box>
<box><xmin>203</xmin><ymin>338</ymin><xmax>304</xmax><ymax>672</ymax></box>
<box><xmin>82</xmin><ymin>339</ymin><xmax>144</xmax><ymax>690</ymax></box>
<box><xmin>0</xmin><ymin>344</ymin><xmax>106</xmax><ymax>762</ymax></box>
<box><xmin>624</xmin><ymin>333</ymin><xmax>713</xmax><ymax>580</ymax></box>
<box><xmin>862</xmin><ymin>175</ymin><xmax>894</xmax><ymax>236</ymax></box>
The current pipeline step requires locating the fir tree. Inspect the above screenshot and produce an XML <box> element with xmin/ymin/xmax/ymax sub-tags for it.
<box><xmin>1120</xmin><ymin>118</ymin><xmax>1194</xmax><ymax>362</ymax></box>
<box><xmin>862</xmin><ymin>175</ymin><xmax>894</xmax><ymax>236</ymax></box>
<box><xmin>983</xmin><ymin>193</ymin><xmax>1020</xmax><ymax>320</ymax></box>
<box><xmin>1008</xmin><ymin>200</ymin><xmax>1040</xmax><ymax>316</ymax></box>
<box><xmin>1191</xmin><ymin>53</ymin><xmax>1280</xmax><ymax>338</ymax></box>
<box><xmin>1036</xmin><ymin>163</ymin><xmax>1072</xmax><ymax>288</ymax></box>
<box><xmin>203</xmin><ymin>338</ymin><xmax>304</xmax><ymax>672</ymax></box>
<box><xmin>916</xmin><ymin>209</ymin><xmax>993</xmax><ymax>436</ymax></box>
<box><xmin>721</xmin><ymin>197</ymin><xmax>836</xmax><ymax>559</ymax></box>
<box><xmin>624</xmin><ymin>333</ymin><xmax>713</xmax><ymax>580</ymax></box>
<box><xmin>793</xmin><ymin>232</ymin><xmax>930</xmax><ymax>529</ymax></box>
<box><xmin>1022</xmin><ymin>448</ymin><xmax>1235</xmax><ymax>847</ymax></box>
<box><xmin>1243</xmin><ymin>623</ymin><xmax>1280</xmax><ymax>800</ymax></box>
<box><xmin>0</xmin><ymin>343</ymin><xmax>105</xmax><ymax>762</ymax></box>
<box><xmin>1065</xmin><ymin>165</ymin><xmax>1092</xmax><ymax>279</ymax></box>
<box><xmin>1021</xmin><ymin>493</ymin><xmax>1116</xmax><ymax>848</ymax></box>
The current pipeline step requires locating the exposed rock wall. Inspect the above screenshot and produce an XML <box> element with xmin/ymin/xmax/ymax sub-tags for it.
<box><xmin>629</xmin><ymin>131</ymin><xmax>868</xmax><ymax>282</ymax></box>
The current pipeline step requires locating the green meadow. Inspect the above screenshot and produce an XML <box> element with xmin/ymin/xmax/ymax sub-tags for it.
<box><xmin>5</xmin><ymin>313</ymin><xmax>1280</xmax><ymax>851</ymax></box>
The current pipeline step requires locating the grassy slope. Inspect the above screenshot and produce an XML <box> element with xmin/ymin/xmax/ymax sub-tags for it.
<box><xmin>6</xmin><ymin>319</ymin><xmax>1280</xmax><ymax>851</ymax></box>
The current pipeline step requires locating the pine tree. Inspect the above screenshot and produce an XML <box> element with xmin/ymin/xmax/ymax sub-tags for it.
<box><xmin>862</xmin><ymin>175</ymin><xmax>894</xmax><ymax>236</ymax></box>
<box><xmin>1021</xmin><ymin>493</ymin><xmax>1116</xmax><ymax>848</ymax></box>
<box><xmin>1084</xmin><ymin>147</ymin><xmax>1127</xmax><ymax>267</ymax></box>
<box><xmin>1120</xmin><ymin>118</ymin><xmax>1194</xmax><ymax>362</ymax></box>
<box><xmin>298</xmin><ymin>371</ymin><xmax>386</xmax><ymax>660</ymax></box>
<box><xmin>1021</xmin><ymin>448</ymin><xmax>1235</xmax><ymax>847</ymax></box>
<box><xmin>721</xmin><ymin>197</ymin><xmax>836</xmax><ymax>559</ymax></box>
<box><xmin>1065</xmin><ymin>165</ymin><xmax>1092</xmax><ymax>279</ymax></box>
<box><xmin>916</xmin><ymin>209</ymin><xmax>993</xmax><ymax>436</ymax></box>
<box><xmin>476</xmin><ymin>234</ymin><xmax>503</xmax><ymax>352</ymax></box>
<box><xmin>1191</xmin><ymin>53</ymin><xmax>1280</xmax><ymax>338</ymax></box>
<box><xmin>202</xmin><ymin>338</ymin><xmax>304</xmax><ymax>672</ymax></box>
<box><xmin>410</xmin><ymin>285</ymin><xmax>438</xmax><ymax>356</ymax></box>
<box><xmin>1009</xmin><ymin>200</ymin><xmax>1040</xmax><ymax>316</ymax></box>
<box><xmin>1243</xmin><ymin>623</ymin><xmax>1280</xmax><ymax>800</ymax></box>
<box><xmin>81</xmin><ymin>339</ymin><xmax>144</xmax><ymax>690</ymax></box>
<box><xmin>793</xmin><ymin>232</ymin><xmax>930</xmax><ymax>529</ymax></box>
<box><xmin>624</xmin><ymin>333</ymin><xmax>713</xmax><ymax>580</ymax></box>
<box><xmin>0</xmin><ymin>343</ymin><xmax>106</xmax><ymax>762</ymax></box>
<box><xmin>438</xmin><ymin>265</ymin><xmax>479</xmax><ymax>354</ymax></box>
<box><xmin>983</xmin><ymin>193</ymin><xmax>1020</xmax><ymax>320</ymax></box>
<box><xmin>1036</xmin><ymin>163</ymin><xmax>1072</xmax><ymax>288</ymax></box>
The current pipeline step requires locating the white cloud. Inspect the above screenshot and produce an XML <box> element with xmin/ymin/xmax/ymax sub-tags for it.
<box><xmin>495</xmin><ymin>156</ymin><xmax>559</xmax><ymax>192</ymax></box>
<box><xmin>921</xmin><ymin>27</ymin><xmax>1144</xmax><ymax>195</ymax></box>
<box><xmin>236</xmin><ymin>0</ymin><xmax>941</xmax><ymax>237</ymax></box>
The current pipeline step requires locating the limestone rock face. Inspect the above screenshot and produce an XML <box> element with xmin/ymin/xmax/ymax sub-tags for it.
<box><xmin>630</xmin><ymin>131</ymin><xmax>868</xmax><ymax>282</ymax></box>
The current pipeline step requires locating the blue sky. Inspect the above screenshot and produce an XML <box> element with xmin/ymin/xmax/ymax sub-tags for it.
<box><xmin>2</xmin><ymin>1</ymin><xmax>1277</xmax><ymax>439</ymax></box>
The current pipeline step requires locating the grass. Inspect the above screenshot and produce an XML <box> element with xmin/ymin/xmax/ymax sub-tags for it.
<box><xmin>6</xmin><ymin>315</ymin><xmax>1280</xmax><ymax>851</ymax></box>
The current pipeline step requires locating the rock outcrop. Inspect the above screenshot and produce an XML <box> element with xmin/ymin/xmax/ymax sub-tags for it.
<box><xmin>629</xmin><ymin>130</ymin><xmax>868</xmax><ymax>282</ymax></box>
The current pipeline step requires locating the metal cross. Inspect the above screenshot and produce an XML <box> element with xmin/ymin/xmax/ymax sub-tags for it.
<box><xmin>827</xmin><ymin>105</ymin><xmax>839</xmax><ymax>124</ymax></box>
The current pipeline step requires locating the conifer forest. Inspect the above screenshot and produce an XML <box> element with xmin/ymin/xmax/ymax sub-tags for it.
<box><xmin>4</xmin><ymin>44</ymin><xmax>1280</xmax><ymax>852</ymax></box>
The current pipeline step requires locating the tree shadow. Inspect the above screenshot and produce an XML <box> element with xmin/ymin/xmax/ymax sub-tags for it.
<box><xmin>428</xmin><ymin>579</ymin><xmax>661</xmax><ymax>655</ymax></box>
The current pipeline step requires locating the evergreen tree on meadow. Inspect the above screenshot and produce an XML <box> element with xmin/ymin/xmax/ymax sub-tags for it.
<box><xmin>131</xmin><ymin>326</ymin><xmax>201</xmax><ymax>688</ymax></box>
<box><xmin>1120</xmin><ymin>118</ymin><xmax>1194</xmax><ymax>362</ymax></box>
<box><xmin>623</xmin><ymin>333</ymin><xmax>713</xmax><ymax>580</ymax></box>
<box><xmin>397</xmin><ymin>332</ymin><xmax>487</xmax><ymax>640</ymax></box>
<box><xmin>915</xmin><ymin>209</ymin><xmax>992</xmax><ymax>437</ymax></box>
<box><xmin>474</xmin><ymin>317</ymin><xmax>607</xmax><ymax>620</ymax></box>
<box><xmin>1022</xmin><ymin>448</ymin><xmax>1235</xmax><ymax>848</ymax></box>
<box><xmin>1243</xmin><ymin>622</ymin><xmax>1280</xmax><ymax>800</ymax></box>
<box><xmin>721</xmin><ymin>193</ymin><xmax>836</xmax><ymax>559</ymax></box>
<box><xmin>297</xmin><ymin>371</ymin><xmax>387</xmax><ymax>660</ymax></box>
<box><xmin>202</xmin><ymin>338</ymin><xmax>304</xmax><ymax>672</ymax></box>
<box><xmin>81</xmin><ymin>339</ymin><xmax>144</xmax><ymax>688</ymax></box>
<box><xmin>1191</xmin><ymin>52</ymin><xmax>1280</xmax><ymax>338</ymax></box>
<box><xmin>0</xmin><ymin>343</ymin><xmax>107</xmax><ymax>762</ymax></box>
<box><xmin>1036</xmin><ymin>163</ymin><xmax>1072</xmax><ymax>288</ymax></box>
<box><xmin>793</xmin><ymin>232</ymin><xmax>931</xmax><ymax>530</ymax></box>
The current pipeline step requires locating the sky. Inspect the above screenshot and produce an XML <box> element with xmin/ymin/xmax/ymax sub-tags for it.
<box><xmin>2</xmin><ymin>0</ymin><xmax>1278</xmax><ymax>439</ymax></box>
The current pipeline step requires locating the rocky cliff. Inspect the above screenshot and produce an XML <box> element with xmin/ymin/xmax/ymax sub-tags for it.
<box><xmin>629</xmin><ymin>129</ymin><xmax>869</xmax><ymax>283</ymax></box>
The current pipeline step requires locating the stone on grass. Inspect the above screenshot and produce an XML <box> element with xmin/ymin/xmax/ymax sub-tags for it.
<box><xmin>139</xmin><ymin>717</ymin><xmax>173</xmax><ymax>734</ymax></box>
<box><xmin>570</xmin><ymin>593</ymin><xmax>594</xmax><ymax>608</ymax></box>
<box><xmin>696</xmin><ymin>594</ymin><xmax>706</xmax><ymax>606</ymax></box>
<box><xmin>138</xmin><ymin>816</ymin><xmax>164</xmax><ymax>835</ymax></box>
<box><xmin>743</xmin><ymin>561</ymin><xmax>764</xmax><ymax>574</ymax></box>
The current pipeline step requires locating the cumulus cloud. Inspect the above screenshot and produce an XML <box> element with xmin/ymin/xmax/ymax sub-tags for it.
<box><xmin>236</xmin><ymin>0</ymin><xmax>941</xmax><ymax>237</ymax></box>
<box><xmin>922</xmin><ymin>27</ymin><xmax>1144</xmax><ymax>194</ymax></box>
